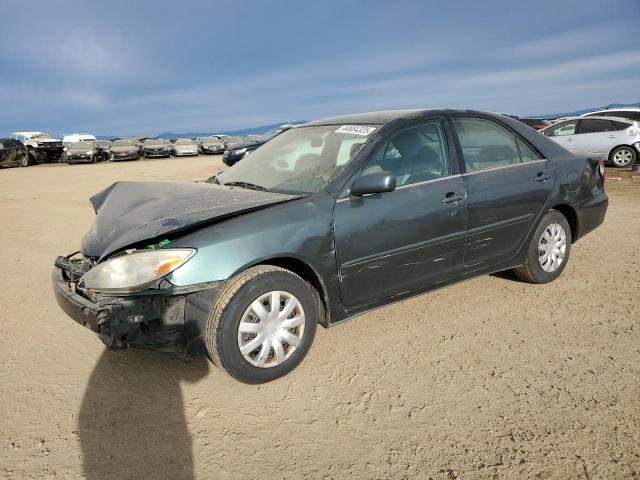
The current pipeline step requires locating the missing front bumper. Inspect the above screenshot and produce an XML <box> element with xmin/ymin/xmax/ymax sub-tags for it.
<box><xmin>52</xmin><ymin>257</ymin><xmax>223</xmax><ymax>357</ymax></box>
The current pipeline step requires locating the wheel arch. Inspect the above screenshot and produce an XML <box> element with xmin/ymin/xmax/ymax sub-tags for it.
<box><xmin>550</xmin><ymin>203</ymin><xmax>578</xmax><ymax>243</ymax></box>
<box><xmin>608</xmin><ymin>144</ymin><xmax>636</xmax><ymax>160</ymax></box>
<box><xmin>250</xmin><ymin>256</ymin><xmax>331</xmax><ymax>328</ymax></box>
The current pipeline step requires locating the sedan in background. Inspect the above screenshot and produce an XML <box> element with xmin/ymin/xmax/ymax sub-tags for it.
<box><xmin>66</xmin><ymin>140</ymin><xmax>109</xmax><ymax>164</ymax></box>
<box><xmin>222</xmin><ymin>126</ymin><xmax>292</xmax><ymax>166</ymax></box>
<box><xmin>142</xmin><ymin>138</ymin><xmax>174</xmax><ymax>158</ymax></box>
<box><xmin>173</xmin><ymin>138</ymin><xmax>199</xmax><ymax>156</ymax></box>
<box><xmin>518</xmin><ymin>118</ymin><xmax>551</xmax><ymax>130</ymax></box>
<box><xmin>53</xmin><ymin>109</ymin><xmax>607</xmax><ymax>384</ymax></box>
<box><xmin>199</xmin><ymin>136</ymin><xmax>226</xmax><ymax>154</ymax></box>
<box><xmin>542</xmin><ymin>116</ymin><xmax>639</xmax><ymax>167</ymax></box>
<box><xmin>109</xmin><ymin>139</ymin><xmax>141</xmax><ymax>162</ymax></box>
<box><xmin>0</xmin><ymin>138</ymin><xmax>29</xmax><ymax>168</ymax></box>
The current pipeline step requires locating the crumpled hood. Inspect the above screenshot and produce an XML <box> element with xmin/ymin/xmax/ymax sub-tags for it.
<box><xmin>82</xmin><ymin>181</ymin><xmax>301</xmax><ymax>259</ymax></box>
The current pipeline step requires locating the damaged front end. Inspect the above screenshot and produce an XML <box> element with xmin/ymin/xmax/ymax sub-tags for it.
<box><xmin>30</xmin><ymin>141</ymin><xmax>63</xmax><ymax>163</ymax></box>
<box><xmin>53</xmin><ymin>252</ymin><xmax>222</xmax><ymax>357</ymax></box>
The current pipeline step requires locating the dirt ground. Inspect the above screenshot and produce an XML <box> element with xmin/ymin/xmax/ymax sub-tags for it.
<box><xmin>0</xmin><ymin>156</ymin><xmax>639</xmax><ymax>479</ymax></box>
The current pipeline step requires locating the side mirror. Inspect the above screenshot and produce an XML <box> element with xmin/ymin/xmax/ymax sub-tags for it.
<box><xmin>350</xmin><ymin>171</ymin><xmax>396</xmax><ymax>197</ymax></box>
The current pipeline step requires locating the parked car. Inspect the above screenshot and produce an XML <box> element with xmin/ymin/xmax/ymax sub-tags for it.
<box><xmin>142</xmin><ymin>138</ymin><xmax>174</xmax><ymax>158</ymax></box>
<box><xmin>109</xmin><ymin>139</ymin><xmax>141</xmax><ymax>161</ymax></box>
<box><xmin>62</xmin><ymin>133</ymin><xmax>96</xmax><ymax>145</ymax></box>
<box><xmin>53</xmin><ymin>109</ymin><xmax>607</xmax><ymax>383</ymax></box>
<box><xmin>173</xmin><ymin>138</ymin><xmax>199</xmax><ymax>156</ymax></box>
<box><xmin>541</xmin><ymin>116</ymin><xmax>640</xmax><ymax>167</ymax></box>
<box><xmin>0</xmin><ymin>138</ymin><xmax>29</xmax><ymax>168</ymax></box>
<box><xmin>517</xmin><ymin>118</ymin><xmax>551</xmax><ymax>130</ymax></box>
<box><xmin>199</xmin><ymin>136</ymin><xmax>226</xmax><ymax>154</ymax></box>
<box><xmin>222</xmin><ymin>126</ymin><xmax>292</xmax><ymax>166</ymax></box>
<box><xmin>10</xmin><ymin>131</ymin><xmax>63</xmax><ymax>164</ymax></box>
<box><xmin>581</xmin><ymin>108</ymin><xmax>640</xmax><ymax>122</ymax></box>
<box><xmin>96</xmin><ymin>140</ymin><xmax>112</xmax><ymax>155</ymax></box>
<box><xmin>65</xmin><ymin>140</ymin><xmax>109</xmax><ymax>164</ymax></box>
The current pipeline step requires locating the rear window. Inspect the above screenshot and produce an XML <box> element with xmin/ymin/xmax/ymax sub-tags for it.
<box><xmin>611</xmin><ymin>121</ymin><xmax>632</xmax><ymax>131</ymax></box>
<box><xmin>580</xmin><ymin>119</ymin><xmax>612</xmax><ymax>134</ymax></box>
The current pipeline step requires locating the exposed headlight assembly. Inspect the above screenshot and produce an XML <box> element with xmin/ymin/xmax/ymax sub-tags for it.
<box><xmin>81</xmin><ymin>248</ymin><xmax>195</xmax><ymax>293</ymax></box>
<box><xmin>233</xmin><ymin>148</ymin><xmax>248</xmax><ymax>155</ymax></box>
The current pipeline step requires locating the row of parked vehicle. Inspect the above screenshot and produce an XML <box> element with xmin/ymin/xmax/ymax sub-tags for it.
<box><xmin>0</xmin><ymin>132</ymin><xmax>251</xmax><ymax>167</ymax></box>
<box><xmin>3</xmin><ymin>109</ymin><xmax>639</xmax><ymax>169</ymax></box>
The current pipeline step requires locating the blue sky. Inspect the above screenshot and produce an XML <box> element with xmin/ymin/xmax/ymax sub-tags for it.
<box><xmin>1</xmin><ymin>0</ymin><xmax>639</xmax><ymax>137</ymax></box>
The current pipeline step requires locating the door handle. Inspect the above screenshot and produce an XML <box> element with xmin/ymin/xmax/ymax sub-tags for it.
<box><xmin>441</xmin><ymin>191</ymin><xmax>464</xmax><ymax>204</ymax></box>
<box><xmin>535</xmin><ymin>172</ymin><xmax>551</xmax><ymax>182</ymax></box>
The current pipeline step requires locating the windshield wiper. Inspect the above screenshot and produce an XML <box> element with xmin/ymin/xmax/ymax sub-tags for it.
<box><xmin>223</xmin><ymin>181</ymin><xmax>267</xmax><ymax>191</ymax></box>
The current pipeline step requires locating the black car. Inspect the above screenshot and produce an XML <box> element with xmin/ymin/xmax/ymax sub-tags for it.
<box><xmin>0</xmin><ymin>138</ymin><xmax>29</xmax><ymax>168</ymax></box>
<box><xmin>53</xmin><ymin>109</ymin><xmax>607</xmax><ymax>384</ymax></box>
<box><xmin>66</xmin><ymin>140</ymin><xmax>110</xmax><ymax>164</ymax></box>
<box><xmin>222</xmin><ymin>126</ymin><xmax>291</xmax><ymax>166</ymax></box>
<box><xmin>142</xmin><ymin>138</ymin><xmax>174</xmax><ymax>158</ymax></box>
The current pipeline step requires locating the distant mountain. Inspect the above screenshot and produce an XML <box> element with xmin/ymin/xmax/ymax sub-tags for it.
<box><xmin>532</xmin><ymin>101</ymin><xmax>640</xmax><ymax>119</ymax></box>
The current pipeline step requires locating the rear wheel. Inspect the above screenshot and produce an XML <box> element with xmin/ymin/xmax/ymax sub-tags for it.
<box><xmin>512</xmin><ymin>210</ymin><xmax>572</xmax><ymax>284</ymax></box>
<box><xmin>205</xmin><ymin>265</ymin><xmax>318</xmax><ymax>383</ymax></box>
<box><xmin>609</xmin><ymin>146</ymin><xmax>636</xmax><ymax>168</ymax></box>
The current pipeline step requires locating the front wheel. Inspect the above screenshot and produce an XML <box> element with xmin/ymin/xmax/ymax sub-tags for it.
<box><xmin>512</xmin><ymin>210</ymin><xmax>572</xmax><ymax>284</ymax></box>
<box><xmin>205</xmin><ymin>265</ymin><xmax>318</xmax><ymax>383</ymax></box>
<box><xmin>19</xmin><ymin>153</ymin><xmax>29</xmax><ymax>167</ymax></box>
<box><xmin>609</xmin><ymin>146</ymin><xmax>636</xmax><ymax>168</ymax></box>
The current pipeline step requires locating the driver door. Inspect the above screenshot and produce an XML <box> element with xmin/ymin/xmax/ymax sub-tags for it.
<box><xmin>333</xmin><ymin>120</ymin><xmax>467</xmax><ymax>309</ymax></box>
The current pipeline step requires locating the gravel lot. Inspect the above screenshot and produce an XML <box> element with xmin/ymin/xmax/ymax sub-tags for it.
<box><xmin>1</xmin><ymin>156</ymin><xmax>639</xmax><ymax>479</ymax></box>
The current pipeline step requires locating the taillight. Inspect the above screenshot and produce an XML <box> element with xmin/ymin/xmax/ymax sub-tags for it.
<box><xmin>598</xmin><ymin>158</ymin><xmax>606</xmax><ymax>179</ymax></box>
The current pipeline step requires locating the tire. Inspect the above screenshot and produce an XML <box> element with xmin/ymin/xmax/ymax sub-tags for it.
<box><xmin>512</xmin><ymin>209</ymin><xmax>572</xmax><ymax>284</ymax></box>
<box><xmin>609</xmin><ymin>146</ymin><xmax>636</xmax><ymax>168</ymax></box>
<box><xmin>204</xmin><ymin>265</ymin><xmax>318</xmax><ymax>384</ymax></box>
<box><xmin>18</xmin><ymin>153</ymin><xmax>29</xmax><ymax>167</ymax></box>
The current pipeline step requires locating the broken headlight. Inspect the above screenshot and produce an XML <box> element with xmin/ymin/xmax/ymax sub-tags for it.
<box><xmin>81</xmin><ymin>249</ymin><xmax>195</xmax><ymax>293</ymax></box>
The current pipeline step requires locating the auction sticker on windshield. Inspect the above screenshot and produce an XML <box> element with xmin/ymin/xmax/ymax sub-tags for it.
<box><xmin>335</xmin><ymin>125</ymin><xmax>377</xmax><ymax>136</ymax></box>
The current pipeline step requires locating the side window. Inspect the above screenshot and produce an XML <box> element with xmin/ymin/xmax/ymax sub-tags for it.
<box><xmin>611</xmin><ymin>120</ymin><xmax>632</xmax><ymax>131</ymax></box>
<box><xmin>516</xmin><ymin>138</ymin><xmax>540</xmax><ymax>162</ymax></box>
<box><xmin>362</xmin><ymin>121</ymin><xmax>450</xmax><ymax>186</ymax></box>
<box><xmin>0</xmin><ymin>142</ymin><xmax>4</xmax><ymax>150</ymax></box>
<box><xmin>451</xmin><ymin>117</ymin><xmax>521</xmax><ymax>172</ymax></box>
<box><xmin>580</xmin><ymin>119</ymin><xmax>611</xmax><ymax>134</ymax></box>
<box><xmin>545</xmin><ymin>121</ymin><xmax>578</xmax><ymax>137</ymax></box>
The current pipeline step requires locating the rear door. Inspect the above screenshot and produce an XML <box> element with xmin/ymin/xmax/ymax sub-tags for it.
<box><xmin>573</xmin><ymin>118</ymin><xmax>614</xmax><ymax>158</ymax></box>
<box><xmin>450</xmin><ymin>116</ymin><xmax>554</xmax><ymax>268</ymax></box>
<box><xmin>333</xmin><ymin>119</ymin><xmax>466</xmax><ymax>309</ymax></box>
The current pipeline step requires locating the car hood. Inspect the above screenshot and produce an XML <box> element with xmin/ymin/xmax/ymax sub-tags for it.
<box><xmin>82</xmin><ymin>181</ymin><xmax>301</xmax><ymax>259</ymax></box>
<box><xmin>175</xmin><ymin>144</ymin><xmax>197</xmax><ymax>149</ymax></box>
<box><xmin>111</xmin><ymin>146</ymin><xmax>138</xmax><ymax>153</ymax></box>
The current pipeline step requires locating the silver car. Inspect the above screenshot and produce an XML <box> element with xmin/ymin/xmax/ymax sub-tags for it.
<box><xmin>542</xmin><ymin>116</ymin><xmax>640</xmax><ymax>167</ymax></box>
<box><xmin>173</xmin><ymin>138</ymin><xmax>199</xmax><ymax>156</ymax></box>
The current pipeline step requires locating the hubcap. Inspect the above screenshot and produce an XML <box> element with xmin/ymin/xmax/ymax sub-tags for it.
<box><xmin>538</xmin><ymin>223</ymin><xmax>567</xmax><ymax>273</ymax></box>
<box><xmin>237</xmin><ymin>290</ymin><xmax>305</xmax><ymax>368</ymax></box>
<box><xmin>613</xmin><ymin>149</ymin><xmax>633</xmax><ymax>166</ymax></box>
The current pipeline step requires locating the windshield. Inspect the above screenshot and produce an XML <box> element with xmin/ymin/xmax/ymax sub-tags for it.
<box><xmin>112</xmin><ymin>140</ymin><xmax>137</xmax><ymax>147</ymax></box>
<box><xmin>175</xmin><ymin>139</ymin><xmax>195</xmax><ymax>145</ymax></box>
<box><xmin>69</xmin><ymin>140</ymin><xmax>96</xmax><ymax>149</ymax></box>
<box><xmin>202</xmin><ymin>136</ymin><xmax>222</xmax><ymax>144</ymax></box>
<box><xmin>143</xmin><ymin>138</ymin><xmax>168</xmax><ymax>145</ymax></box>
<box><xmin>216</xmin><ymin>125</ymin><xmax>379</xmax><ymax>194</ymax></box>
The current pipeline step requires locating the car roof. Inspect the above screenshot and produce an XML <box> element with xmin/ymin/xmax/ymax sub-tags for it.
<box><xmin>11</xmin><ymin>131</ymin><xmax>46</xmax><ymax>136</ymax></box>
<box><xmin>301</xmin><ymin>108</ymin><xmax>520</xmax><ymax>126</ymax></box>
<box><xmin>582</xmin><ymin>108</ymin><xmax>640</xmax><ymax>115</ymax></box>
<box><xmin>552</xmin><ymin>115</ymin><xmax>633</xmax><ymax>124</ymax></box>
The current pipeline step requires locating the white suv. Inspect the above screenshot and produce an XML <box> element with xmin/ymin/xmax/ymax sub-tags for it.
<box><xmin>542</xmin><ymin>116</ymin><xmax>640</xmax><ymax>167</ymax></box>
